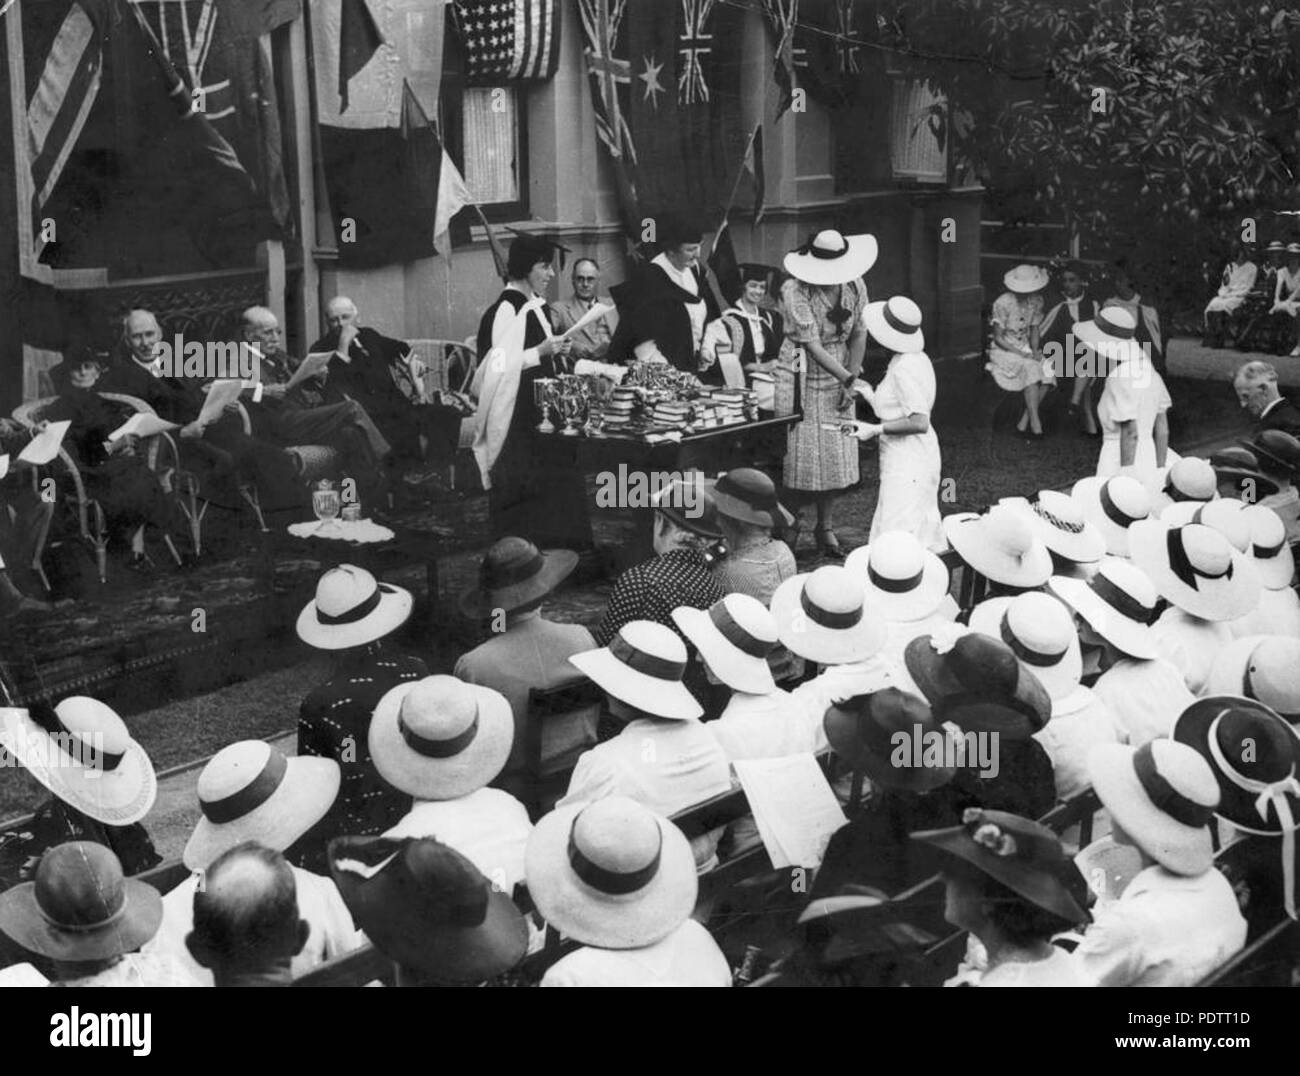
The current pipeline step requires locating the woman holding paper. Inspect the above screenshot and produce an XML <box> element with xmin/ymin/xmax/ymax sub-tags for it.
<box><xmin>47</xmin><ymin>351</ymin><xmax>181</xmax><ymax>570</ymax></box>
<box><xmin>473</xmin><ymin>234</ymin><xmax>592</xmax><ymax>548</ymax></box>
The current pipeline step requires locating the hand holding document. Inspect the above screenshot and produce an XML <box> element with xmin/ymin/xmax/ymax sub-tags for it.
<box><xmin>108</xmin><ymin>413</ymin><xmax>179</xmax><ymax>442</ymax></box>
<box><xmin>195</xmin><ymin>380</ymin><xmax>247</xmax><ymax>428</ymax></box>
<box><xmin>17</xmin><ymin>421</ymin><xmax>70</xmax><ymax>466</ymax></box>
<box><xmin>560</xmin><ymin>302</ymin><xmax>614</xmax><ymax>341</ymax></box>
<box><xmin>284</xmin><ymin>351</ymin><xmax>334</xmax><ymax>392</ymax></box>
<box><xmin>732</xmin><ymin>753</ymin><xmax>847</xmax><ymax>870</ymax></box>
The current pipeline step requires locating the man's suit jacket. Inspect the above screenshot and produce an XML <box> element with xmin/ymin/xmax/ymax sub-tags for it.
<box><xmin>99</xmin><ymin>356</ymin><xmax>202</xmax><ymax>423</ymax></box>
<box><xmin>308</xmin><ymin>326</ymin><xmax>411</xmax><ymax>412</ymax></box>
<box><xmin>549</xmin><ymin>297</ymin><xmax>619</xmax><ymax>360</ymax></box>
<box><xmin>1258</xmin><ymin>396</ymin><xmax>1300</xmax><ymax>439</ymax></box>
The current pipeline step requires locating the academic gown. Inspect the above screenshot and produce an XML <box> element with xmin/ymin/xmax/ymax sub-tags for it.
<box><xmin>608</xmin><ymin>261</ymin><xmax>717</xmax><ymax>372</ymax></box>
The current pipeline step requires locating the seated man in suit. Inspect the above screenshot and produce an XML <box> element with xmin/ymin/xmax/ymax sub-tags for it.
<box><xmin>549</xmin><ymin>258</ymin><xmax>620</xmax><ymax>362</ymax></box>
<box><xmin>309</xmin><ymin>297</ymin><xmax>430</xmax><ymax>471</ymax></box>
<box><xmin>1234</xmin><ymin>359</ymin><xmax>1300</xmax><ymax>437</ymax></box>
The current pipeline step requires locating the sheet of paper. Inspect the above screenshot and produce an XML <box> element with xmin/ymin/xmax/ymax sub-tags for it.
<box><xmin>560</xmin><ymin>301</ymin><xmax>614</xmax><ymax>341</ymax></box>
<box><xmin>285</xmin><ymin>351</ymin><xmax>334</xmax><ymax>392</ymax></box>
<box><xmin>108</xmin><ymin>412</ymin><xmax>180</xmax><ymax>441</ymax></box>
<box><xmin>733</xmin><ymin>753</ymin><xmax>847</xmax><ymax>870</ymax></box>
<box><xmin>17</xmin><ymin>421</ymin><xmax>70</xmax><ymax>465</ymax></box>
<box><xmin>196</xmin><ymin>380</ymin><xmax>246</xmax><ymax>427</ymax></box>
<box><xmin>717</xmin><ymin>348</ymin><xmax>746</xmax><ymax>388</ymax></box>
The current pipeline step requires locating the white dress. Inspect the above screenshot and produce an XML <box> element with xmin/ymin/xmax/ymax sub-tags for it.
<box><xmin>1095</xmin><ymin>349</ymin><xmax>1173</xmax><ymax>486</ymax></box>
<box><xmin>870</xmin><ymin>351</ymin><xmax>945</xmax><ymax>551</ymax></box>
<box><xmin>1204</xmin><ymin>260</ymin><xmax>1258</xmax><ymax>316</ymax></box>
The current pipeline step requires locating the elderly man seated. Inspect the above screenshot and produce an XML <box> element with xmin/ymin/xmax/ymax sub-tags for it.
<box><xmin>241</xmin><ymin>306</ymin><xmax>391</xmax><ymax>501</ymax></box>
<box><xmin>309</xmin><ymin>297</ymin><xmax>432</xmax><ymax>472</ymax></box>
<box><xmin>1235</xmin><ymin>360</ymin><xmax>1300</xmax><ymax>438</ymax></box>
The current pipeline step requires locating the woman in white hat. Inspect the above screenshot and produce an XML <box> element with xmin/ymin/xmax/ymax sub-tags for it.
<box><xmin>1074</xmin><ymin>740</ymin><xmax>1246</xmax><ymax>986</ymax></box>
<box><xmin>1128</xmin><ymin>519</ymin><xmax>1262</xmax><ymax>694</ymax></box>
<box><xmin>296</xmin><ymin>564</ymin><xmax>426</xmax><ymax>870</ymax></box>
<box><xmin>0</xmin><ymin>698</ymin><xmax>161</xmax><ymax>890</ymax></box>
<box><xmin>1204</xmin><ymin>636</ymin><xmax>1300</xmax><ymax>723</ymax></box>
<box><xmin>1070</xmin><ymin>473</ymin><xmax>1152</xmax><ymax>558</ymax></box>
<box><xmin>558</xmin><ymin>621</ymin><xmax>732</xmax><ymax>870</ymax></box>
<box><xmin>987</xmin><ymin>264</ymin><xmax>1052</xmax><ymax>438</ymax></box>
<box><xmin>776</xmin><ymin>229</ymin><xmax>878</xmax><ymax>558</ymax></box>
<box><xmin>968</xmin><ymin>591</ymin><xmax>1125</xmax><ymax>801</ymax></box>
<box><xmin>372</xmin><ymin>676</ymin><xmax>531</xmax><ymax>893</ymax></box>
<box><xmin>1050</xmin><ymin>558</ymin><xmax>1194</xmax><ymax>746</ymax></box>
<box><xmin>527</xmin><ymin>797</ymin><xmax>731</xmax><ymax>987</ymax></box>
<box><xmin>1229</xmin><ymin>504</ymin><xmax>1300</xmax><ymax>639</ymax></box>
<box><xmin>1270</xmin><ymin>242</ymin><xmax>1300</xmax><ymax>356</ymax></box>
<box><xmin>1079</xmin><ymin>306</ymin><xmax>1173</xmax><ymax>485</ymax></box>
<box><xmin>1150</xmin><ymin>455</ymin><xmax>1218</xmax><ymax>515</ymax></box>
<box><xmin>849</xmin><ymin>295</ymin><xmax>944</xmax><ymax>550</ymax></box>
<box><xmin>942</xmin><ymin>502</ymin><xmax>1053</xmax><ymax>611</ymax></box>
<box><xmin>999</xmin><ymin>490</ymin><xmax>1106</xmax><ymax>578</ymax></box>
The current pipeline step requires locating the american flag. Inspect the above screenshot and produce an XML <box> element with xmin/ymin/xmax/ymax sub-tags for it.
<box><xmin>451</xmin><ymin>0</ymin><xmax>561</xmax><ymax>83</ymax></box>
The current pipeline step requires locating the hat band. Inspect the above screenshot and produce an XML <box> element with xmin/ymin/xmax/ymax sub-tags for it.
<box><xmin>483</xmin><ymin>549</ymin><xmax>546</xmax><ymax>590</ymax></box>
<box><xmin>1162</xmin><ymin>479</ymin><xmax>1205</xmax><ymax>504</ymax></box>
<box><xmin>798</xmin><ymin>233</ymin><xmax>850</xmax><ymax>261</ymax></box>
<box><xmin>800</xmin><ymin>588</ymin><xmax>863</xmax><ymax>630</ymax></box>
<box><xmin>1089</xmin><ymin>574</ymin><xmax>1159</xmax><ymax>626</ymax></box>
<box><xmin>1133</xmin><ymin>742</ymin><xmax>1214</xmax><ymax>828</ymax></box>
<box><xmin>50</xmin><ymin>714</ymin><xmax>125</xmax><ymax>773</ymax></box>
<box><xmin>1033</xmin><ymin>500</ymin><xmax>1085</xmax><ymax>535</ymax></box>
<box><xmin>1166</xmin><ymin>527</ymin><xmax>1233</xmax><ymax>591</ymax></box>
<box><xmin>40</xmin><ymin>892</ymin><xmax>129</xmax><ymax>935</ymax></box>
<box><xmin>714</xmin><ymin>473</ymin><xmax>784</xmax><ymax>527</ymax></box>
<box><xmin>317</xmin><ymin>586</ymin><xmax>383</xmax><ymax>626</ymax></box>
<box><xmin>567</xmin><ymin>820</ymin><xmax>662</xmax><ymax>896</ymax></box>
<box><xmin>609</xmin><ymin>634</ymin><xmax>686</xmax><ymax>681</ymax></box>
<box><xmin>399</xmin><ymin>707</ymin><xmax>479</xmax><ymax>759</ymax></box>
<box><xmin>1094</xmin><ymin>311</ymin><xmax>1135</xmax><ymax>339</ymax></box>
<box><xmin>709</xmin><ymin>603</ymin><xmax>775</xmax><ymax>659</ymax></box>
<box><xmin>868</xmin><ymin>564</ymin><xmax>924</xmax><ymax>594</ymax></box>
<box><xmin>882</xmin><ymin>305</ymin><xmax>920</xmax><ymax>336</ymax></box>
<box><xmin>999</xmin><ymin>613</ymin><xmax>1067</xmax><ymax>668</ymax></box>
<box><xmin>1253</xmin><ymin>539</ymin><xmax>1285</xmax><ymax>560</ymax></box>
<box><xmin>201</xmin><ymin>748</ymin><xmax>288</xmax><ymax>824</ymax></box>
<box><xmin>1099</xmin><ymin>482</ymin><xmax>1144</xmax><ymax>529</ymax></box>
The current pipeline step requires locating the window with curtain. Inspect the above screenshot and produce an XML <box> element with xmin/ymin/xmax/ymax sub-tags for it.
<box><xmin>890</xmin><ymin>78</ymin><xmax>948</xmax><ymax>184</ymax></box>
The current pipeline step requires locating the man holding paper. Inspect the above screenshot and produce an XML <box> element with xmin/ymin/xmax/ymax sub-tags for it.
<box><xmin>549</xmin><ymin>259</ymin><xmax>620</xmax><ymax>362</ymax></box>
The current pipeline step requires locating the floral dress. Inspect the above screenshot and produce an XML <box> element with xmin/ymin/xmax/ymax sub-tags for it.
<box><xmin>778</xmin><ymin>277</ymin><xmax>868</xmax><ymax>492</ymax></box>
<box><xmin>987</xmin><ymin>291</ymin><xmax>1050</xmax><ymax>392</ymax></box>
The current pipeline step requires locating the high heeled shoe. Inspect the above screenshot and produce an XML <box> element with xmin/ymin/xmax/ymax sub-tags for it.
<box><xmin>815</xmin><ymin>527</ymin><xmax>846</xmax><ymax>560</ymax></box>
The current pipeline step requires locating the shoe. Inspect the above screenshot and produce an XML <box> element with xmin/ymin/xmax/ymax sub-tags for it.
<box><xmin>815</xmin><ymin>528</ymin><xmax>846</xmax><ymax>560</ymax></box>
<box><xmin>782</xmin><ymin>518</ymin><xmax>803</xmax><ymax>555</ymax></box>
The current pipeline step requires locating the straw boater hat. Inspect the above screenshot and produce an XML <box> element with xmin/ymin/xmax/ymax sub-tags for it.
<box><xmin>845</xmin><ymin>530</ymin><xmax>950</xmax><ymax>623</ymax></box>
<box><xmin>183</xmin><ymin>741</ymin><xmax>340</xmax><ymax>872</ymax></box>
<box><xmin>1070</xmin><ymin>474</ymin><xmax>1152</xmax><ymax>558</ymax></box>
<box><xmin>1151</xmin><ymin>457</ymin><xmax>1219</xmax><ymax>515</ymax></box>
<box><xmin>1241</xmin><ymin>504</ymin><xmax>1295</xmax><ymax>590</ymax></box>
<box><xmin>329</xmin><ymin>835</ymin><xmax>528</xmax><ymax>982</ymax></box>
<box><xmin>0</xmin><ymin>698</ymin><xmax>156</xmax><ymax>827</ymax></box>
<box><xmin>672</xmin><ymin>594</ymin><xmax>778</xmax><ymax>696</ymax></box>
<box><xmin>1289</xmin><ymin>242</ymin><xmax>1300</xmax><ymax>256</ymax></box>
<box><xmin>903</xmin><ymin>630</ymin><xmax>1051</xmax><ymax>739</ymax></box>
<box><xmin>1002</xmin><ymin>491</ymin><xmax>1106</xmax><ymax>566</ymax></box>
<box><xmin>459</xmin><ymin>537</ymin><xmax>578</xmax><ymax>620</ymax></box>
<box><xmin>297</xmin><ymin>564</ymin><xmax>412</xmax><ymax>650</ymax></box>
<box><xmin>0</xmin><ymin>842</ymin><xmax>162</xmax><ymax>963</ymax></box>
<box><xmin>1073</xmin><ymin>306</ymin><xmax>1142</xmax><ymax>365</ymax></box>
<box><xmin>783</xmin><ymin>230</ymin><xmax>879</xmax><ymax>287</ymax></box>
<box><xmin>823</xmin><ymin>688</ymin><xmax>956</xmax><ymax>794</ymax></box>
<box><xmin>1204</xmin><ymin>636</ymin><xmax>1300</xmax><ymax>723</ymax></box>
<box><xmin>1049</xmin><ymin>558</ymin><xmax>1161</xmax><ymax>661</ymax></box>
<box><xmin>942</xmin><ymin>504</ymin><xmax>1053</xmax><ymax>588</ymax></box>
<box><xmin>1268</xmin><ymin>240</ymin><xmax>1287</xmax><ymax>254</ymax></box>
<box><xmin>862</xmin><ymin>296</ymin><xmax>925</xmax><ymax>354</ymax></box>
<box><xmin>710</xmin><ymin>468</ymin><xmax>794</xmax><ymax>529</ymax></box>
<box><xmin>525</xmin><ymin>796</ymin><xmax>697</xmax><ymax>949</ymax></box>
<box><xmin>1210</xmin><ymin>447</ymin><xmax>1280</xmax><ymax>501</ymax></box>
<box><xmin>1127</xmin><ymin>519</ymin><xmax>1261</xmax><ymax>622</ymax></box>
<box><xmin>369</xmin><ymin>676</ymin><xmax>514</xmax><ymax>801</ymax></box>
<box><xmin>771</xmin><ymin>565</ymin><xmax>887</xmax><ymax>665</ymax></box>
<box><xmin>1003</xmin><ymin>264</ymin><xmax>1050</xmax><ymax>294</ymax></box>
<box><xmin>569</xmin><ymin>620</ymin><xmax>702</xmax><ymax>720</ymax></box>
<box><xmin>968</xmin><ymin>592</ymin><xmax>1083</xmax><ymax>703</ymax></box>
<box><xmin>1087</xmin><ymin>739</ymin><xmax>1219</xmax><ymax>876</ymax></box>
<box><xmin>912</xmin><ymin>808</ymin><xmax>1089</xmax><ymax>925</ymax></box>
<box><xmin>1160</xmin><ymin>497</ymin><xmax>1251</xmax><ymax>553</ymax></box>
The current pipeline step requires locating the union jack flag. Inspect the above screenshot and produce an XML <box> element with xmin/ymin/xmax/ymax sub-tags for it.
<box><xmin>578</xmin><ymin>0</ymin><xmax>635</xmax><ymax>165</ymax></box>
<box><xmin>834</xmin><ymin>0</ymin><xmax>861</xmax><ymax>74</ymax></box>
<box><xmin>451</xmin><ymin>0</ymin><xmax>561</xmax><ymax>84</ymax></box>
<box><xmin>678</xmin><ymin>0</ymin><xmax>714</xmax><ymax>105</ymax></box>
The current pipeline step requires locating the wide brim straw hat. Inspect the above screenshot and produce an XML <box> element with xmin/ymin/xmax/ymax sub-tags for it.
<box><xmin>569</xmin><ymin>620</ymin><xmax>702</xmax><ymax>720</ymax></box>
<box><xmin>1151</xmin><ymin>457</ymin><xmax>1220</xmax><ymax>515</ymax></box>
<box><xmin>968</xmin><ymin>593</ymin><xmax>1083</xmax><ymax>702</ymax></box>
<box><xmin>823</xmin><ymin>687</ymin><xmax>956</xmax><ymax>794</ymax></box>
<box><xmin>1087</xmin><ymin>740</ymin><xmax>1219</xmax><ymax>877</ymax></box>
<box><xmin>0</xmin><ymin>698</ymin><xmax>156</xmax><ymax>827</ymax></box>
<box><xmin>862</xmin><ymin>296</ymin><xmax>925</xmax><ymax>354</ymax></box>
<box><xmin>943</xmin><ymin>506</ymin><xmax>1053</xmax><ymax>588</ymax></box>
<box><xmin>1127</xmin><ymin>519</ymin><xmax>1260</xmax><ymax>622</ymax></box>
<box><xmin>1160</xmin><ymin>498</ymin><xmax>1251</xmax><ymax>554</ymax></box>
<box><xmin>369</xmin><ymin>676</ymin><xmax>515</xmax><ymax>800</ymax></box>
<box><xmin>1073</xmin><ymin>305</ymin><xmax>1141</xmax><ymax>355</ymax></box>
<box><xmin>672</xmin><ymin>594</ymin><xmax>777</xmax><ymax>696</ymax></box>
<box><xmin>297</xmin><ymin>564</ymin><xmax>412</xmax><ymax>650</ymax></box>
<box><xmin>459</xmin><ymin>538</ymin><xmax>579</xmax><ymax>620</ymax></box>
<box><xmin>1070</xmin><ymin>475</ymin><xmax>1152</xmax><ymax>558</ymax></box>
<box><xmin>783</xmin><ymin>230</ymin><xmax>878</xmax><ymax>286</ymax></box>
<box><xmin>1204</xmin><ymin>636</ymin><xmax>1300</xmax><ymax>723</ymax></box>
<box><xmin>845</xmin><ymin>532</ymin><xmax>950</xmax><ymax>623</ymax></box>
<box><xmin>771</xmin><ymin>566</ymin><xmax>887</xmax><ymax>665</ymax></box>
<box><xmin>1003</xmin><ymin>492</ymin><xmax>1107</xmax><ymax>565</ymax></box>
<box><xmin>525</xmin><ymin>797</ymin><xmax>697</xmax><ymax>950</ymax></box>
<box><xmin>1003</xmin><ymin>264</ymin><xmax>1050</xmax><ymax>294</ymax></box>
<box><xmin>1241</xmin><ymin>505</ymin><xmax>1295</xmax><ymax>590</ymax></box>
<box><xmin>1049</xmin><ymin>560</ymin><xmax>1161</xmax><ymax>661</ymax></box>
<box><xmin>183</xmin><ymin>741</ymin><xmax>341</xmax><ymax>872</ymax></box>
<box><xmin>710</xmin><ymin>469</ymin><xmax>794</xmax><ymax>529</ymax></box>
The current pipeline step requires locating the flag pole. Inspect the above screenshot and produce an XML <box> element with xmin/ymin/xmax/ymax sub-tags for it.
<box><xmin>709</xmin><ymin>123</ymin><xmax>762</xmax><ymax>261</ymax></box>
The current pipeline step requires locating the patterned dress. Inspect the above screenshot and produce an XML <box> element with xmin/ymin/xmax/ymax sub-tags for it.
<box><xmin>987</xmin><ymin>292</ymin><xmax>1050</xmax><ymax>391</ymax></box>
<box><xmin>779</xmin><ymin>277</ymin><xmax>868</xmax><ymax>492</ymax></box>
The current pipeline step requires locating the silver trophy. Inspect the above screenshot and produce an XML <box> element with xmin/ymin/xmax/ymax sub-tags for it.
<box><xmin>533</xmin><ymin>378</ymin><xmax>557</xmax><ymax>434</ymax></box>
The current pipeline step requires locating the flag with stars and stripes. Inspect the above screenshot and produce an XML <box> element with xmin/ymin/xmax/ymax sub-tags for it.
<box><xmin>450</xmin><ymin>0</ymin><xmax>561</xmax><ymax>84</ymax></box>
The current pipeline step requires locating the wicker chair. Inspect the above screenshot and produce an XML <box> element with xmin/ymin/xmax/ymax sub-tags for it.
<box><xmin>405</xmin><ymin>339</ymin><xmax>479</xmax><ymax>486</ymax></box>
<box><xmin>11</xmin><ymin>394</ymin><xmax>183</xmax><ymax>581</ymax></box>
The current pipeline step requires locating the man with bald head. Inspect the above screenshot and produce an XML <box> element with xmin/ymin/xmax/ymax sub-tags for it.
<box><xmin>1235</xmin><ymin>360</ymin><xmax>1300</xmax><ymax>437</ymax></box>
<box><xmin>101</xmin><ymin>309</ymin><xmax>201</xmax><ymax>421</ymax></box>
<box><xmin>186</xmin><ymin>843</ymin><xmax>310</xmax><ymax>987</ymax></box>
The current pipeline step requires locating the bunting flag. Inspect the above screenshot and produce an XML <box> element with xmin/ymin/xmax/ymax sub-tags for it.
<box><xmin>434</xmin><ymin>145</ymin><xmax>472</xmax><ymax>252</ymax></box>
<box><xmin>748</xmin><ymin>124</ymin><xmax>766</xmax><ymax>226</ymax></box>
<box><xmin>338</xmin><ymin>0</ymin><xmax>384</xmax><ymax>113</ymax></box>
<box><xmin>762</xmin><ymin>0</ymin><xmax>799</xmax><ymax>121</ymax></box>
<box><xmin>450</xmin><ymin>0</ymin><xmax>561</xmax><ymax>84</ymax></box>
<box><xmin>707</xmin><ymin>218</ymin><xmax>740</xmax><ymax>310</ymax></box>
<box><xmin>795</xmin><ymin>0</ymin><xmax>867</xmax><ymax>108</ymax></box>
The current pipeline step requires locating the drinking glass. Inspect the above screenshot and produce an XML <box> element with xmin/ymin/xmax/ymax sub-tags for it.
<box><xmin>312</xmin><ymin>479</ymin><xmax>342</xmax><ymax>535</ymax></box>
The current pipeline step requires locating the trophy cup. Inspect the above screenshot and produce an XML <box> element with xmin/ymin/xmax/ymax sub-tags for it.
<box><xmin>557</xmin><ymin>376</ymin><xmax>583</xmax><ymax>436</ymax></box>
<box><xmin>533</xmin><ymin>378</ymin><xmax>557</xmax><ymax>434</ymax></box>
